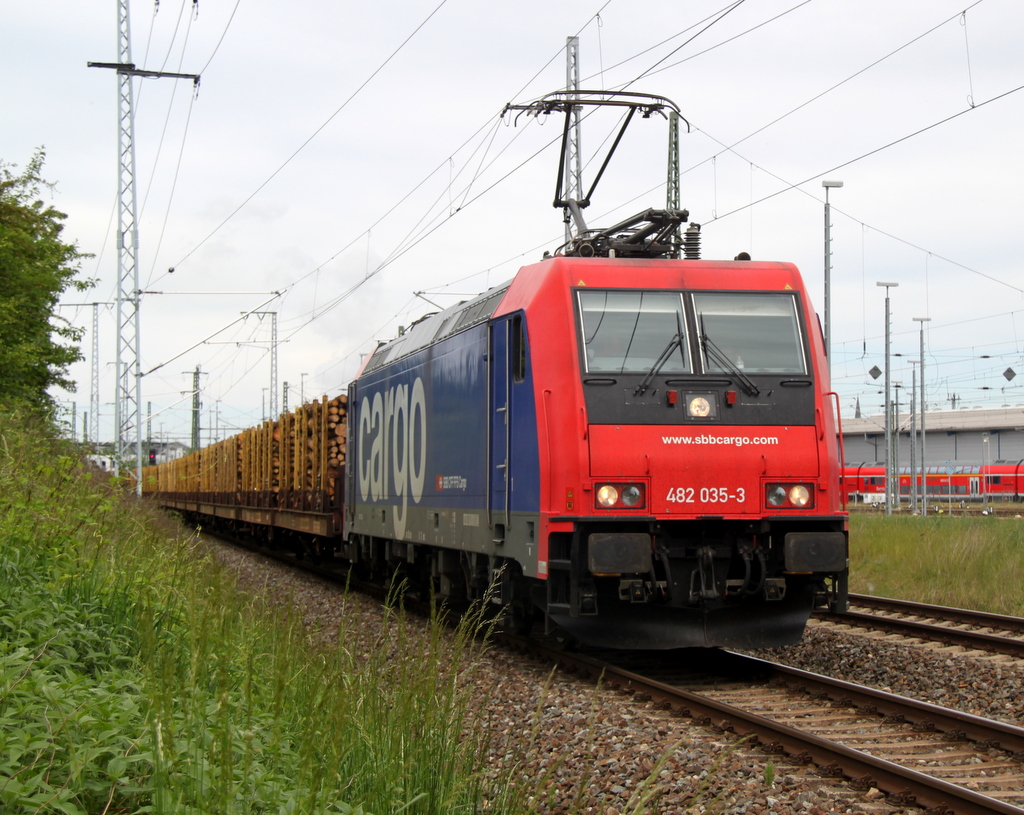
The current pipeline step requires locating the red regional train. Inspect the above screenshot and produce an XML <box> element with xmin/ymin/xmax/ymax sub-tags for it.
<box><xmin>843</xmin><ymin>462</ymin><xmax>1024</xmax><ymax>504</ymax></box>
<box><xmin>144</xmin><ymin>92</ymin><xmax>849</xmax><ymax>650</ymax></box>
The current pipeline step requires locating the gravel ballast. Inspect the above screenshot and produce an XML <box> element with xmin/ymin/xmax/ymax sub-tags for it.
<box><xmin>202</xmin><ymin>537</ymin><xmax>1024</xmax><ymax>814</ymax></box>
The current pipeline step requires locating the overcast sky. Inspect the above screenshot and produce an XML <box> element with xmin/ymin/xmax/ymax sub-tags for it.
<box><xmin>6</xmin><ymin>0</ymin><xmax>1024</xmax><ymax>446</ymax></box>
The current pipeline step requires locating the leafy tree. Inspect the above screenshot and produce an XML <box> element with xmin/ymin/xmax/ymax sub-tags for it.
<box><xmin>0</xmin><ymin>150</ymin><xmax>92</xmax><ymax>410</ymax></box>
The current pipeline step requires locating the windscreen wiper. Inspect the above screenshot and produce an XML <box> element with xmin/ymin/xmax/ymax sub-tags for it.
<box><xmin>635</xmin><ymin>311</ymin><xmax>687</xmax><ymax>396</ymax></box>
<box><xmin>634</xmin><ymin>333</ymin><xmax>685</xmax><ymax>396</ymax></box>
<box><xmin>699</xmin><ymin>316</ymin><xmax>760</xmax><ymax>397</ymax></box>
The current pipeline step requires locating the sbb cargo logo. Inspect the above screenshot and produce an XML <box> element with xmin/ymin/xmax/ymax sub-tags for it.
<box><xmin>357</xmin><ymin>377</ymin><xmax>427</xmax><ymax>540</ymax></box>
<box><xmin>436</xmin><ymin>474</ymin><xmax>467</xmax><ymax>491</ymax></box>
<box><xmin>661</xmin><ymin>434</ymin><xmax>779</xmax><ymax>447</ymax></box>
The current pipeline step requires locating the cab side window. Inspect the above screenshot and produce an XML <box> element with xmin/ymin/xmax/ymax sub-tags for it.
<box><xmin>512</xmin><ymin>314</ymin><xmax>526</xmax><ymax>383</ymax></box>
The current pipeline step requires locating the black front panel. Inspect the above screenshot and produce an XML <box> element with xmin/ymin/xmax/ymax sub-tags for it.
<box><xmin>576</xmin><ymin>288</ymin><xmax>816</xmax><ymax>426</ymax></box>
<box><xmin>582</xmin><ymin>376</ymin><xmax>815</xmax><ymax>425</ymax></box>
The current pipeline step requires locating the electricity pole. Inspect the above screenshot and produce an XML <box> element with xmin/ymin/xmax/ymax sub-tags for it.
<box><xmin>88</xmin><ymin>0</ymin><xmax>199</xmax><ymax>494</ymax></box>
<box><xmin>877</xmin><ymin>281</ymin><xmax>898</xmax><ymax>515</ymax></box>
<box><xmin>91</xmin><ymin>303</ymin><xmax>101</xmax><ymax>452</ymax></box>
<box><xmin>563</xmin><ymin>36</ymin><xmax>581</xmax><ymax>248</ymax></box>
<box><xmin>57</xmin><ymin>301</ymin><xmax>111</xmax><ymax>454</ymax></box>
<box><xmin>248</xmin><ymin>311</ymin><xmax>279</xmax><ymax>419</ymax></box>
<box><xmin>667</xmin><ymin>111</ymin><xmax>681</xmax><ymax>212</ymax></box>
<box><xmin>188</xmin><ymin>366</ymin><xmax>204</xmax><ymax>452</ymax></box>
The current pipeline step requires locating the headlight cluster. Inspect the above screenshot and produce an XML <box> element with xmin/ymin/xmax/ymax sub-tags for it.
<box><xmin>765</xmin><ymin>483</ymin><xmax>814</xmax><ymax>509</ymax></box>
<box><xmin>595</xmin><ymin>483</ymin><xmax>646</xmax><ymax>509</ymax></box>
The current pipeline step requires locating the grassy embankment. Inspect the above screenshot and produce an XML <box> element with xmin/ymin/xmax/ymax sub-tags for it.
<box><xmin>849</xmin><ymin>513</ymin><xmax>1024</xmax><ymax>616</ymax></box>
<box><xmin>0</xmin><ymin>413</ymin><xmax>536</xmax><ymax>815</ymax></box>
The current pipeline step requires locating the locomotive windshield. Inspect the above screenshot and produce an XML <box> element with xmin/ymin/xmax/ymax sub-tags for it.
<box><xmin>693</xmin><ymin>293</ymin><xmax>806</xmax><ymax>374</ymax></box>
<box><xmin>578</xmin><ymin>291</ymin><xmax>691</xmax><ymax>374</ymax></box>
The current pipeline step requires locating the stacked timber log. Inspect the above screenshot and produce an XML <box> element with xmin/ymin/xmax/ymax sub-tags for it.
<box><xmin>326</xmin><ymin>394</ymin><xmax>347</xmax><ymax>503</ymax></box>
<box><xmin>327</xmin><ymin>394</ymin><xmax>347</xmax><ymax>469</ymax></box>
<box><xmin>140</xmin><ymin>392</ymin><xmax>348</xmax><ymax>509</ymax></box>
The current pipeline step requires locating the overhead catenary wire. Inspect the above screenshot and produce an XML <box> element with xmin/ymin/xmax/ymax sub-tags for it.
<box><xmin>74</xmin><ymin>0</ymin><xmax>1023</xmax><ymax>438</ymax></box>
<box><xmin>267</xmin><ymin>2</ymin><xmax>760</xmax><ymax>371</ymax></box>
<box><xmin>165</xmin><ymin>0</ymin><xmax>452</xmax><ymax>276</ymax></box>
<box><xmin>270</xmin><ymin>2</ymin><xmax>1018</xmax><ymax>371</ymax></box>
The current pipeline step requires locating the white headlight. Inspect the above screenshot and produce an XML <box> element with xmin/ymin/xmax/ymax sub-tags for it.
<box><xmin>688</xmin><ymin>396</ymin><xmax>711</xmax><ymax>417</ymax></box>
<box><xmin>597</xmin><ymin>485</ymin><xmax>619</xmax><ymax>507</ymax></box>
<box><xmin>789</xmin><ymin>485</ymin><xmax>810</xmax><ymax>507</ymax></box>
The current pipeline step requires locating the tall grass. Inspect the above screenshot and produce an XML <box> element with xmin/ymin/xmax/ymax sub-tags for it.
<box><xmin>849</xmin><ymin>514</ymin><xmax>1024</xmax><ymax>616</ymax></box>
<box><xmin>0</xmin><ymin>411</ymin><xmax>528</xmax><ymax>814</ymax></box>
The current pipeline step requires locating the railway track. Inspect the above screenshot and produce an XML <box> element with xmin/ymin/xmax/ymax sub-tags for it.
<box><xmin>816</xmin><ymin>594</ymin><xmax>1024</xmax><ymax>661</ymax></box>
<box><xmin>510</xmin><ymin>640</ymin><xmax>1024</xmax><ymax>815</ymax></box>
<box><xmin>208</xmin><ymin>532</ymin><xmax>1024</xmax><ymax>812</ymax></box>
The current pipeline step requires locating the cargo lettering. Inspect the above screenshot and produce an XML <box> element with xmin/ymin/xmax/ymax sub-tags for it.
<box><xmin>358</xmin><ymin>376</ymin><xmax>427</xmax><ymax>539</ymax></box>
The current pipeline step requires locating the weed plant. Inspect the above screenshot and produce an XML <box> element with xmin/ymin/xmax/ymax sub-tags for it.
<box><xmin>0</xmin><ymin>411</ymin><xmax>527</xmax><ymax>814</ymax></box>
<box><xmin>849</xmin><ymin>513</ymin><xmax>1024</xmax><ymax>616</ymax></box>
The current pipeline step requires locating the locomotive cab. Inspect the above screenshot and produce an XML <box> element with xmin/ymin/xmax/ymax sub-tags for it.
<box><xmin>511</xmin><ymin>256</ymin><xmax>849</xmax><ymax>649</ymax></box>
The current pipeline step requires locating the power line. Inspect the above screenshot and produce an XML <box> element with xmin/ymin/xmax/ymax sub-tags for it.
<box><xmin>168</xmin><ymin>0</ymin><xmax>451</xmax><ymax>272</ymax></box>
<box><xmin>679</xmin><ymin>2</ymin><xmax>984</xmax><ymax>163</ymax></box>
<box><xmin>197</xmin><ymin>0</ymin><xmax>242</xmax><ymax>74</ymax></box>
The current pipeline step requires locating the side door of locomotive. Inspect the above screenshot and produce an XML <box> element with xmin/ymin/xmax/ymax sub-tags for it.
<box><xmin>488</xmin><ymin>316</ymin><xmax>513</xmax><ymax>542</ymax></box>
<box><xmin>488</xmin><ymin>312</ymin><xmax>533</xmax><ymax>547</ymax></box>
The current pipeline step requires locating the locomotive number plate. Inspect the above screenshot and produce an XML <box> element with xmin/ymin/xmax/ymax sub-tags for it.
<box><xmin>666</xmin><ymin>486</ymin><xmax>746</xmax><ymax>503</ymax></box>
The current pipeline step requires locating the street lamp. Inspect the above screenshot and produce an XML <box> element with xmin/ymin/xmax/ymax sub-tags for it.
<box><xmin>877</xmin><ymin>281</ymin><xmax>899</xmax><ymax>515</ymax></box>
<box><xmin>893</xmin><ymin>382</ymin><xmax>903</xmax><ymax>508</ymax></box>
<box><xmin>823</xmin><ymin>180</ymin><xmax>843</xmax><ymax>370</ymax></box>
<box><xmin>913</xmin><ymin>316</ymin><xmax>931</xmax><ymax>514</ymax></box>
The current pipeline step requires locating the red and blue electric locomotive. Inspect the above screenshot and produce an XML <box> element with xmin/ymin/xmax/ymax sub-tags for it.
<box><xmin>345</xmin><ymin>251</ymin><xmax>848</xmax><ymax>649</ymax></box>
<box><xmin>344</xmin><ymin>92</ymin><xmax>848</xmax><ymax>648</ymax></box>
<box><xmin>145</xmin><ymin>92</ymin><xmax>848</xmax><ymax>650</ymax></box>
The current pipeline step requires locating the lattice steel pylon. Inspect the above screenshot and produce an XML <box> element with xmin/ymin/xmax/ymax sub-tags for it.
<box><xmin>667</xmin><ymin>111</ymin><xmax>680</xmax><ymax>211</ymax></box>
<box><xmin>114</xmin><ymin>0</ymin><xmax>140</xmax><ymax>484</ymax></box>
<box><xmin>89</xmin><ymin>1</ymin><xmax>198</xmax><ymax>492</ymax></box>
<box><xmin>563</xmin><ymin>36</ymin><xmax>582</xmax><ymax>248</ymax></box>
<box><xmin>250</xmin><ymin>311</ymin><xmax>278</xmax><ymax>419</ymax></box>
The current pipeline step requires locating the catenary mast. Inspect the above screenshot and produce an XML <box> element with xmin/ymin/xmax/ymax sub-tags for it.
<box><xmin>89</xmin><ymin>0</ymin><xmax>198</xmax><ymax>493</ymax></box>
<box><xmin>564</xmin><ymin>36</ymin><xmax>582</xmax><ymax>248</ymax></box>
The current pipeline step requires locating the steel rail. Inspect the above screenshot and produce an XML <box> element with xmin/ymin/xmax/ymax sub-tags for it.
<box><xmin>513</xmin><ymin>639</ymin><xmax>1024</xmax><ymax>815</ymax></box>
<box><xmin>847</xmin><ymin>594</ymin><xmax>1024</xmax><ymax>635</ymax></box>
<box><xmin>831</xmin><ymin>610</ymin><xmax>1024</xmax><ymax>660</ymax></box>
<box><xmin>754</xmin><ymin>654</ymin><xmax>1024</xmax><ymax>756</ymax></box>
<box><xmin>816</xmin><ymin>594</ymin><xmax>1024</xmax><ymax>659</ymax></box>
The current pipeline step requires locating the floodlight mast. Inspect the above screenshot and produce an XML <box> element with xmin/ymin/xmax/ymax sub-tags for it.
<box><xmin>502</xmin><ymin>91</ymin><xmax>692</xmax><ymax>259</ymax></box>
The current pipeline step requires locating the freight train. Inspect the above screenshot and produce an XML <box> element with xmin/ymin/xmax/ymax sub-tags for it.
<box><xmin>843</xmin><ymin>462</ymin><xmax>1024</xmax><ymax>504</ymax></box>
<box><xmin>142</xmin><ymin>92</ymin><xmax>849</xmax><ymax>649</ymax></box>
